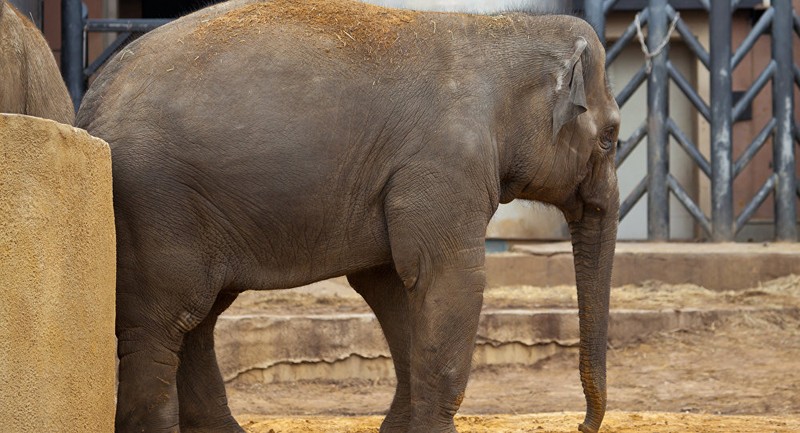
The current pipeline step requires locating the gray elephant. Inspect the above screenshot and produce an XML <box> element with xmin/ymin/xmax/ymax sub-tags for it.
<box><xmin>0</xmin><ymin>0</ymin><xmax>74</xmax><ymax>124</ymax></box>
<box><xmin>76</xmin><ymin>0</ymin><xmax>619</xmax><ymax>432</ymax></box>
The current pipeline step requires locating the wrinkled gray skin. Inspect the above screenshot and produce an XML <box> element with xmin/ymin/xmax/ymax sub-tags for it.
<box><xmin>77</xmin><ymin>1</ymin><xmax>619</xmax><ymax>432</ymax></box>
<box><xmin>0</xmin><ymin>0</ymin><xmax>74</xmax><ymax>124</ymax></box>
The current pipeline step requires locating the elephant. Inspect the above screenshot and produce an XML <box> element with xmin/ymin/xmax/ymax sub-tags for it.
<box><xmin>0</xmin><ymin>0</ymin><xmax>74</xmax><ymax>124</ymax></box>
<box><xmin>76</xmin><ymin>0</ymin><xmax>620</xmax><ymax>432</ymax></box>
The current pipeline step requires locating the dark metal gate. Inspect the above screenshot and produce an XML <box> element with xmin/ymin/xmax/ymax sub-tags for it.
<box><xmin>585</xmin><ymin>0</ymin><xmax>799</xmax><ymax>241</ymax></box>
<box><xmin>60</xmin><ymin>0</ymin><xmax>799</xmax><ymax>242</ymax></box>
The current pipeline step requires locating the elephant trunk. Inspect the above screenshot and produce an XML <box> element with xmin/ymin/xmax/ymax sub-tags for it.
<box><xmin>569</xmin><ymin>203</ymin><xmax>618</xmax><ymax>433</ymax></box>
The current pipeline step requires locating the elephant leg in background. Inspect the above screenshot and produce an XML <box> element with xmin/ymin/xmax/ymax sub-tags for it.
<box><xmin>177</xmin><ymin>291</ymin><xmax>243</xmax><ymax>433</ymax></box>
<box><xmin>348</xmin><ymin>265</ymin><xmax>412</xmax><ymax>433</ymax></box>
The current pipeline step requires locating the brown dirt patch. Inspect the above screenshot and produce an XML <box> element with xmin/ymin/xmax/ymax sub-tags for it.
<box><xmin>238</xmin><ymin>412</ymin><xmax>800</xmax><ymax>433</ymax></box>
<box><xmin>195</xmin><ymin>0</ymin><xmax>419</xmax><ymax>53</ymax></box>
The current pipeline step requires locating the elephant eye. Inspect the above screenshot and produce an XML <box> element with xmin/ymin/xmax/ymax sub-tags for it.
<box><xmin>599</xmin><ymin>126</ymin><xmax>618</xmax><ymax>150</ymax></box>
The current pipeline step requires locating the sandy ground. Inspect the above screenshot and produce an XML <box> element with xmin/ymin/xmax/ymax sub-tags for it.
<box><xmin>226</xmin><ymin>276</ymin><xmax>800</xmax><ymax>432</ymax></box>
<box><xmin>238</xmin><ymin>412</ymin><xmax>800</xmax><ymax>433</ymax></box>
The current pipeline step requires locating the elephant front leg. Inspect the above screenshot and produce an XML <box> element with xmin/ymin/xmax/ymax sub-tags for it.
<box><xmin>348</xmin><ymin>265</ymin><xmax>413</xmax><ymax>432</ymax></box>
<box><xmin>406</xmin><ymin>264</ymin><xmax>485</xmax><ymax>433</ymax></box>
<box><xmin>383</xmin><ymin>169</ymin><xmax>492</xmax><ymax>432</ymax></box>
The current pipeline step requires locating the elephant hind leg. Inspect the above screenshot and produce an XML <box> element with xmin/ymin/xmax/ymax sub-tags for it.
<box><xmin>177</xmin><ymin>291</ymin><xmax>244</xmax><ymax>433</ymax></box>
<box><xmin>115</xmin><ymin>325</ymin><xmax>183</xmax><ymax>433</ymax></box>
<box><xmin>348</xmin><ymin>265</ymin><xmax>412</xmax><ymax>433</ymax></box>
<box><xmin>114</xmin><ymin>242</ymin><xmax>233</xmax><ymax>433</ymax></box>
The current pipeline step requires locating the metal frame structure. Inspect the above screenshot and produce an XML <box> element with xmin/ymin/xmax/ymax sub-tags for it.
<box><xmin>61</xmin><ymin>0</ymin><xmax>170</xmax><ymax>110</ymax></box>
<box><xmin>586</xmin><ymin>0</ymin><xmax>798</xmax><ymax>241</ymax></box>
<box><xmin>61</xmin><ymin>0</ymin><xmax>799</xmax><ymax>241</ymax></box>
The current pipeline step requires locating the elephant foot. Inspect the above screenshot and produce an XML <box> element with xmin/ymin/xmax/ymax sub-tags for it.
<box><xmin>408</xmin><ymin>424</ymin><xmax>457</xmax><ymax>433</ymax></box>
<box><xmin>379</xmin><ymin>412</ymin><xmax>411</xmax><ymax>433</ymax></box>
<box><xmin>181</xmin><ymin>423</ymin><xmax>245</xmax><ymax>433</ymax></box>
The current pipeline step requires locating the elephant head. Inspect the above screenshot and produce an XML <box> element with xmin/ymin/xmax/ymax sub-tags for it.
<box><xmin>500</xmin><ymin>19</ymin><xmax>620</xmax><ymax>433</ymax></box>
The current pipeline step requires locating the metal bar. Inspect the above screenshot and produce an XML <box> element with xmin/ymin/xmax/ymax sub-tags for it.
<box><xmin>710</xmin><ymin>0</ymin><xmax>734</xmax><ymax>241</ymax></box>
<box><xmin>606</xmin><ymin>11</ymin><xmax>647</xmax><ymax>65</ymax></box>
<box><xmin>794</xmin><ymin>11</ymin><xmax>800</xmax><ymax>36</ymax></box>
<box><xmin>585</xmin><ymin>0</ymin><xmax>606</xmax><ymax>45</ymax></box>
<box><xmin>668</xmin><ymin>118</ymin><xmax>711</xmax><ymax>178</ymax></box>
<box><xmin>84</xmin><ymin>32</ymin><xmax>131</xmax><ymax>77</ymax></box>
<box><xmin>731</xmin><ymin>7</ymin><xmax>773</xmax><ymax>70</ymax></box>
<box><xmin>734</xmin><ymin>117</ymin><xmax>776</xmax><ymax>178</ymax></box>
<box><xmin>616</xmin><ymin>122</ymin><xmax>647</xmax><ymax>167</ymax></box>
<box><xmin>667</xmin><ymin>174</ymin><xmax>713</xmax><ymax>236</ymax></box>
<box><xmin>667</xmin><ymin>5</ymin><xmax>710</xmax><ymax>69</ymax></box>
<box><xmin>732</xmin><ymin>0</ymin><xmax>743</xmax><ymax>10</ymax></box>
<box><xmin>771</xmin><ymin>0</ymin><xmax>797</xmax><ymax>240</ymax></box>
<box><xmin>603</xmin><ymin>0</ymin><xmax>621</xmax><ymax>15</ymax></box>
<box><xmin>647</xmin><ymin>0</ymin><xmax>670</xmax><ymax>240</ymax></box>
<box><xmin>735</xmin><ymin>174</ymin><xmax>777</xmax><ymax>231</ymax></box>
<box><xmin>695</xmin><ymin>0</ymin><xmax>710</xmax><ymax>12</ymax></box>
<box><xmin>667</xmin><ymin>60</ymin><xmax>710</xmax><ymax>121</ymax></box>
<box><xmin>616</xmin><ymin>64</ymin><xmax>647</xmax><ymax>108</ymax></box>
<box><xmin>85</xmin><ymin>18</ymin><xmax>171</xmax><ymax>33</ymax></box>
<box><xmin>795</xmin><ymin>120</ymin><xmax>800</xmax><ymax>144</ymax></box>
<box><xmin>795</xmin><ymin>64</ymin><xmax>800</xmax><ymax>88</ymax></box>
<box><xmin>620</xmin><ymin>176</ymin><xmax>648</xmax><ymax>221</ymax></box>
<box><xmin>733</xmin><ymin>60</ymin><xmax>776</xmax><ymax>122</ymax></box>
<box><xmin>61</xmin><ymin>0</ymin><xmax>84</xmax><ymax>112</ymax></box>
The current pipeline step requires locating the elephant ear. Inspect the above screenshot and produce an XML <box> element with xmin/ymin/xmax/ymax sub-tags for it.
<box><xmin>552</xmin><ymin>38</ymin><xmax>589</xmax><ymax>143</ymax></box>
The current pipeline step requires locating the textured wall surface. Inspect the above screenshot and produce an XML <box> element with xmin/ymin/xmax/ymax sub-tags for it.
<box><xmin>0</xmin><ymin>114</ymin><xmax>115</xmax><ymax>432</ymax></box>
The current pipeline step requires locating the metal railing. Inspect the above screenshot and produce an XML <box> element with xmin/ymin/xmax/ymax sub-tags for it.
<box><xmin>61</xmin><ymin>0</ymin><xmax>799</xmax><ymax>241</ymax></box>
<box><xmin>586</xmin><ymin>0</ymin><xmax>798</xmax><ymax>241</ymax></box>
<box><xmin>61</xmin><ymin>0</ymin><xmax>170</xmax><ymax>110</ymax></box>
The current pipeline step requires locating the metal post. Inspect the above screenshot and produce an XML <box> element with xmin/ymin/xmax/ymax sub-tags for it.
<box><xmin>583</xmin><ymin>0</ymin><xmax>606</xmax><ymax>45</ymax></box>
<box><xmin>709</xmin><ymin>0</ymin><xmax>734</xmax><ymax>241</ymax></box>
<box><xmin>772</xmin><ymin>0</ymin><xmax>798</xmax><ymax>241</ymax></box>
<box><xmin>647</xmin><ymin>0</ymin><xmax>670</xmax><ymax>240</ymax></box>
<box><xmin>61</xmin><ymin>0</ymin><xmax>85</xmax><ymax>112</ymax></box>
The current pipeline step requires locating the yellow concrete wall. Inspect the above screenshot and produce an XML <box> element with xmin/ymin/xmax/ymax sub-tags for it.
<box><xmin>0</xmin><ymin>114</ymin><xmax>115</xmax><ymax>432</ymax></box>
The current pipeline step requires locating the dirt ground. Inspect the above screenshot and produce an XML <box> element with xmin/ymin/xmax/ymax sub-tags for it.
<box><xmin>226</xmin><ymin>276</ymin><xmax>800</xmax><ymax>432</ymax></box>
<box><xmin>237</xmin><ymin>412</ymin><xmax>800</xmax><ymax>433</ymax></box>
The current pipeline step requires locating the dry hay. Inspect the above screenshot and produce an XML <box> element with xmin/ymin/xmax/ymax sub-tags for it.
<box><xmin>484</xmin><ymin>274</ymin><xmax>800</xmax><ymax>310</ymax></box>
<box><xmin>8</xmin><ymin>3</ymin><xmax>37</xmax><ymax>29</ymax></box>
<box><xmin>192</xmin><ymin>0</ymin><xmax>538</xmax><ymax>58</ymax></box>
<box><xmin>224</xmin><ymin>275</ymin><xmax>800</xmax><ymax>316</ymax></box>
<box><xmin>195</xmin><ymin>0</ymin><xmax>419</xmax><ymax>53</ymax></box>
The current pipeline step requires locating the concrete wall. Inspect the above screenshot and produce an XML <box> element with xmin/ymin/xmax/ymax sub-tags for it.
<box><xmin>0</xmin><ymin>114</ymin><xmax>116</xmax><ymax>432</ymax></box>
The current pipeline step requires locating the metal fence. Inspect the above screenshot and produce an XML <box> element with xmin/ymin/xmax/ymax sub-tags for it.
<box><xmin>60</xmin><ymin>0</ymin><xmax>799</xmax><ymax>241</ymax></box>
<box><xmin>585</xmin><ymin>0</ymin><xmax>799</xmax><ymax>241</ymax></box>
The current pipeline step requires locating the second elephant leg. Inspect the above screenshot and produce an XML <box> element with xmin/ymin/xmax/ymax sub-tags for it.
<box><xmin>177</xmin><ymin>291</ymin><xmax>243</xmax><ymax>433</ymax></box>
<box><xmin>348</xmin><ymin>265</ymin><xmax>412</xmax><ymax>432</ymax></box>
